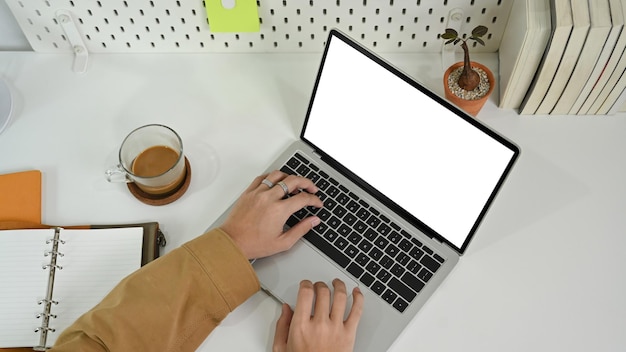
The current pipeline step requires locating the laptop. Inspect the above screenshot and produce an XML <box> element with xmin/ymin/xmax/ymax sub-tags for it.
<box><xmin>213</xmin><ymin>29</ymin><xmax>520</xmax><ymax>351</ymax></box>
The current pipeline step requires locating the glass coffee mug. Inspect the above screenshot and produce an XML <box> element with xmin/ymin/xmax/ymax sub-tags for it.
<box><xmin>106</xmin><ymin>124</ymin><xmax>188</xmax><ymax>199</ymax></box>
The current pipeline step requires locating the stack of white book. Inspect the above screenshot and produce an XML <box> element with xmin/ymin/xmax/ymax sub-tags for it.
<box><xmin>502</xmin><ymin>0</ymin><xmax>626</xmax><ymax>115</ymax></box>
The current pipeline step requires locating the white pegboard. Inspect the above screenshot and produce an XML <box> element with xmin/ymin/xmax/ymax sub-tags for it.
<box><xmin>5</xmin><ymin>0</ymin><xmax>512</xmax><ymax>53</ymax></box>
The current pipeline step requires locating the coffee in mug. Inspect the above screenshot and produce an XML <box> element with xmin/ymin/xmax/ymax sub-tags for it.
<box><xmin>106</xmin><ymin>124</ymin><xmax>188</xmax><ymax>200</ymax></box>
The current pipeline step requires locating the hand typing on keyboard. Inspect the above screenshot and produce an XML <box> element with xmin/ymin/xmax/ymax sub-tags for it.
<box><xmin>221</xmin><ymin>170</ymin><xmax>323</xmax><ymax>260</ymax></box>
<box><xmin>273</xmin><ymin>279</ymin><xmax>364</xmax><ymax>352</ymax></box>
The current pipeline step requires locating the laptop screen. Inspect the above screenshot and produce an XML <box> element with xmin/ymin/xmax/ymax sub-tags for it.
<box><xmin>302</xmin><ymin>30</ymin><xmax>518</xmax><ymax>253</ymax></box>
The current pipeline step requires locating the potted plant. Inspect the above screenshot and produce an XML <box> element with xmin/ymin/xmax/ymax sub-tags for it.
<box><xmin>441</xmin><ymin>25</ymin><xmax>495</xmax><ymax>117</ymax></box>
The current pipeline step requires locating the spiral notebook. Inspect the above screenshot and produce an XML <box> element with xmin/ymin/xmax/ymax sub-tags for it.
<box><xmin>0</xmin><ymin>227</ymin><xmax>146</xmax><ymax>350</ymax></box>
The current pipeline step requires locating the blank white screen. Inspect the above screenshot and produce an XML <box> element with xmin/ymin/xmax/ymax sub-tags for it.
<box><xmin>304</xmin><ymin>36</ymin><xmax>514</xmax><ymax>249</ymax></box>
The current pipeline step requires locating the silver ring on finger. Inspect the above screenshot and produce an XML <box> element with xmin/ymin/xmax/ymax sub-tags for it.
<box><xmin>277</xmin><ymin>181</ymin><xmax>289</xmax><ymax>196</ymax></box>
<box><xmin>261</xmin><ymin>179</ymin><xmax>274</xmax><ymax>188</ymax></box>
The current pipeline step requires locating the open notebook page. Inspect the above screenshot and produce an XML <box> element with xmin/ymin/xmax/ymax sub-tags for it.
<box><xmin>45</xmin><ymin>227</ymin><xmax>143</xmax><ymax>346</ymax></box>
<box><xmin>0</xmin><ymin>229</ymin><xmax>56</xmax><ymax>347</ymax></box>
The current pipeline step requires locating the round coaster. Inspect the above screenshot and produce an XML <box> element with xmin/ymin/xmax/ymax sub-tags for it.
<box><xmin>127</xmin><ymin>157</ymin><xmax>191</xmax><ymax>206</ymax></box>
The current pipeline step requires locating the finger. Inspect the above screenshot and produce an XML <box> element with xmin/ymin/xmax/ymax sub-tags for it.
<box><xmin>246</xmin><ymin>174</ymin><xmax>267</xmax><ymax>193</ymax></box>
<box><xmin>293</xmin><ymin>280</ymin><xmax>315</xmax><ymax>322</ymax></box>
<box><xmin>344</xmin><ymin>287</ymin><xmax>364</xmax><ymax>332</ymax></box>
<box><xmin>282</xmin><ymin>191</ymin><xmax>323</xmax><ymax>214</ymax></box>
<box><xmin>278</xmin><ymin>216</ymin><xmax>321</xmax><ymax>251</ymax></box>
<box><xmin>256</xmin><ymin>170</ymin><xmax>287</xmax><ymax>191</ymax></box>
<box><xmin>313</xmin><ymin>281</ymin><xmax>332</xmax><ymax>320</ymax></box>
<box><xmin>272</xmin><ymin>303</ymin><xmax>293</xmax><ymax>351</ymax></box>
<box><xmin>272</xmin><ymin>174</ymin><xmax>319</xmax><ymax>197</ymax></box>
<box><xmin>267</xmin><ymin>169</ymin><xmax>288</xmax><ymax>182</ymax></box>
<box><xmin>330</xmin><ymin>279</ymin><xmax>348</xmax><ymax>321</ymax></box>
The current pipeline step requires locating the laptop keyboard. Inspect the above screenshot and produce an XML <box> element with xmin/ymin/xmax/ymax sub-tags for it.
<box><xmin>281</xmin><ymin>152</ymin><xmax>445</xmax><ymax>313</ymax></box>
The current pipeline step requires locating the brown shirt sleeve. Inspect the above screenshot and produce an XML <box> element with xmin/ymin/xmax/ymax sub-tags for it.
<box><xmin>49</xmin><ymin>228</ymin><xmax>260</xmax><ymax>352</ymax></box>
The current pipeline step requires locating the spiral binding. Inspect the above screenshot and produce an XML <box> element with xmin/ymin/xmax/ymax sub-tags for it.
<box><xmin>44</xmin><ymin>250</ymin><xmax>64</xmax><ymax>257</ymax></box>
<box><xmin>35</xmin><ymin>227</ymin><xmax>64</xmax><ymax>349</ymax></box>
<box><xmin>38</xmin><ymin>298</ymin><xmax>59</xmax><ymax>305</ymax></box>
<box><xmin>42</xmin><ymin>263</ymin><xmax>63</xmax><ymax>270</ymax></box>
<box><xmin>36</xmin><ymin>312</ymin><xmax>57</xmax><ymax>318</ymax></box>
<box><xmin>34</xmin><ymin>327</ymin><xmax>56</xmax><ymax>333</ymax></box>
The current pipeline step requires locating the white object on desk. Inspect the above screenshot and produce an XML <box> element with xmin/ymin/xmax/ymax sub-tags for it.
<box><xmin>0</xmin><ymin>227</ymin><xmax>143</xmax><ymax>349</ymax></box>
<box><xmin>0</xmin><ymin>78</ymin><xmax>13</xmax><ymax>135</ymax></box>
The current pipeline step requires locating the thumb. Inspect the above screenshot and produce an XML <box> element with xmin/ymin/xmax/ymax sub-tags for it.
<box><xmin>281</xmin><ymin>216</ymin><xmax>321</xmax><ymax>250</ymax></box>
<box><xmin>272</xmin><ymin>303</ymin><xmax>293</xmax><ymax>352</ymax></box>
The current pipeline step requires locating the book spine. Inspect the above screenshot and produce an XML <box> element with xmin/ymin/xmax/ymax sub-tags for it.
<box><xmin>34</xmin><ymin>227</ymin><xmax>63</xmax><ymax>351</ymax></box>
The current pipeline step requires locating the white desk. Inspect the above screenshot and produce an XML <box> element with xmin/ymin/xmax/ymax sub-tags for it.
<box><xmin>1</xmin><ymin>52</ymin><xmax>625</xmax><ymax>351</ymax></box>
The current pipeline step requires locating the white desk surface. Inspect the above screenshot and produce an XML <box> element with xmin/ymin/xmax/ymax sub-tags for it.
<box><xmin>1</xmin><ymin>51</ymin><xmax>625</xmax><ymax>351</ymax></box>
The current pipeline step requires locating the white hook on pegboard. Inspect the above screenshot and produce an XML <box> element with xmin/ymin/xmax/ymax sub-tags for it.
<box><xmin>55</xmin><ymin>9</ymin><xmax>89</xmax><ymax>73</ymax></box>
<box><xmin>442</xmin><ymin>8</ymin><xmax>464</xmax><ymax>71</ymax></box>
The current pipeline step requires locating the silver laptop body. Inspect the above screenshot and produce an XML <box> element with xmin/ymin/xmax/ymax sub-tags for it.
<box><xmin>213</xmin><ymin>29</ymin><xmax>519</xmax><ymax>352</ymax></box>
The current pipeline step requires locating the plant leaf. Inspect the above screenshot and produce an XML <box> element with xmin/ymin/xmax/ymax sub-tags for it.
<box><xmin>444</xmin><ymin>38</ymin><xmax>455</xmax><ymax>45</ymax></box>
<box><xmin>441</xmin><ymin>28</ymin><xmax>458</xmax><ymax>39</ymax></box>
<box><xmin>454</xmin><ymin>38</ymin><xmax>461</xmax><ymax>45</ymax></box>
<box><xmin>472</xmin><ymin>25</ymin><xmax>488</xmax><ymax>37</ymax></box>
<box><xmin>473</xmin><ymin>37</ymin><xmax>485</xmax><ymax>46</ymax></box>
<box><xmin>444</xmin><ymin>28</ymin><xmax>458</xmax><ymax>36</ymax></box>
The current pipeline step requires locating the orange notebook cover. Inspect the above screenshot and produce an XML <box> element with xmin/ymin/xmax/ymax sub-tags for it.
<box><xmin>0</xmin><ymin>170</ymin><xmax>41</xmax><ymax>223</ymax></box>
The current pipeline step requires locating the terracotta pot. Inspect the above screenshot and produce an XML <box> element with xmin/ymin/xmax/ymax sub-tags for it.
<box><xmin>443</xmin><ymin>61</ymin><xmax>495</xmax><ymax>117</ymax></box>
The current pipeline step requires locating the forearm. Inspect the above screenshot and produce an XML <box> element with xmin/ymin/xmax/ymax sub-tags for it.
<box><xmin>50</xmin><ymin>228</ymin><xmax>260</xmax><ymax>352</ymax></box>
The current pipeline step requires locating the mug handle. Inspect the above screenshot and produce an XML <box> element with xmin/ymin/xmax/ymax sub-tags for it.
<box><xmin>105</xmin><ymin>164</ymin><xmax>132</xmax><ymax>183</ymax></box>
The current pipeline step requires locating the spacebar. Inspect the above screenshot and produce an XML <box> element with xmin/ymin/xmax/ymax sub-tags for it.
<box><xmin>303</xmin><ymin>231</ymin><xmax>350</xmax><ymax>268</ymax></box>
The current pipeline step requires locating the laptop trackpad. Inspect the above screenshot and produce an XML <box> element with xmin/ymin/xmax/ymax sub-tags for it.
<box><xmin>253</xmin><ymin>239</ymin><xmax>359</xmax><ymax>310</ymax></box>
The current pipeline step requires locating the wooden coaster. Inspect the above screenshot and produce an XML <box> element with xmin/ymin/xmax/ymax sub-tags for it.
<box><xmin>127</xmin><ymin>157</ymin><xmax>191</xmax><ymax>206</ymax></box>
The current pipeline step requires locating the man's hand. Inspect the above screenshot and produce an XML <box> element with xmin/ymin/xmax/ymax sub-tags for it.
<box><xmin>220</xmin><ymin>170</ymin><xmax>323</xmax><ymax>260</ymax></box>
<box><xmin>273</xmin><ymin>279</ymin><xmax>364</xmax><ymax>352</ymax></box>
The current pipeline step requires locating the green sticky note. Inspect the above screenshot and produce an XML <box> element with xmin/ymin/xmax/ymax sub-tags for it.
<box><xmin>205</xmin><ymin>0</ymin><xmax>260</xmax><ymax>32</ymax></box>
